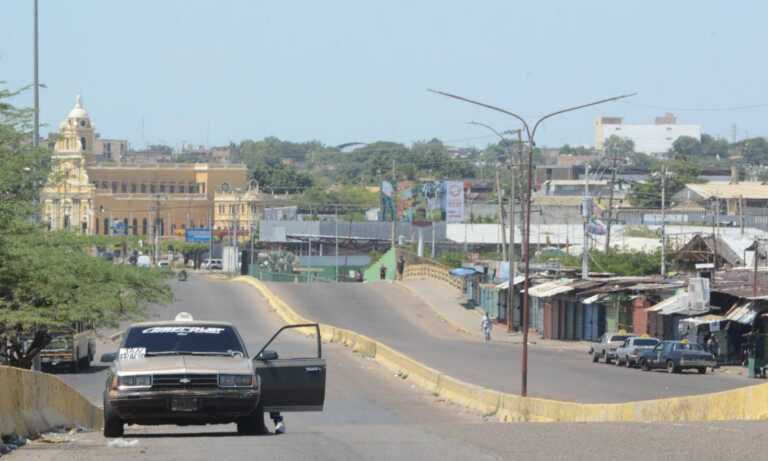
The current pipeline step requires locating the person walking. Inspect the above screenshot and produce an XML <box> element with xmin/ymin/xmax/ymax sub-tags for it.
<box><xmin>396</xmin><ymin>255</ymin><xmax>405</xmax><ymax>281</ymax></box>
<box><xmin>379</xmin><ymin>265</ymin><xmax>387</xmax><ymax>280</ymax></box>
<box><xmin>481</xmin><ymin>312</ymin><xmax>492</xmax><ymax>342</ymax></box>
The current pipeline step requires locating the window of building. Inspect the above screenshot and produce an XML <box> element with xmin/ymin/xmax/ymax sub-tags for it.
<box><xmin>101</xmin><ymin>181</ymin><xmax>109</xmax><ymax>189</ymax></box>
<box><xmin>103</xmin><ymin>218</ymin><xmax>109</xmax><ymax>235</ymax></box>
<box><xmin>201</xmin><ymin>183</ymin><xmax>206</xmax><ymax>194</ymax></box>
<box><xmin>159</xmin><ymin>219</ymin><xmax>165</xmax><ymax>236</ymax></box>
<box><xmin>142</xmin><ymin>218</ymin><xmax>148</xmax><ymax>235</ymax></box>
<box><xmin>123</xmin><ymin>218</ymin><xmax>129</xmax><ymax>235</ymax></box>
<box><xmin>121</xmin><ymin>182</ymin><xmax>128</xmax><ymax>193</ymax></box>
<box><xmin>141</xmin><ymin>183</ymin><xmax>147</xmax><ymax>193</ymax></box>
<box><xmin>179</xmin><ymin>184</ymin><xmax>185</xmax><ymax>193</ymax></box>
<box><xmin>105</xmin><ymin>143</ymin><xmax>112</xmax><ymax>153</ymax></box>
<box><xmin>73</xmin><ymin>198</ymin><xmax>80</xmax><ymax>206</ymax></box>
<box><xmin>159</xmin><ymin>183</ymin><xmax>166</xmax><ymax>193</ymax></box>
<box><xmin>111</xmin><ymin>181</ymin><xmax>118</xmax><ymax>193</ymax></box>
<box><xmin>95</xmin><ymin>219</ymin><xmax>99</xmax><ymax>234</ymax></box>
<box><xmin>63</xmin><ymin>215</ymin><xmax>70</xmax><ymax>231</ymax></box>
<box><xmin>150</xmin><ymin>183</ymin><xmax>156</xmax><ymax>193</ymax></box>
<box><xmin>169</xmin><ymin>183</ymin><xmax>175</xmax><ymax>194</ymax></box>
<box><xmin>131</xmin><ymin>183</ymin><xmax>137</xmax><ymax>193</ymax></box>
<box><xmin>132</xmin><ymin>218</ymin><xmax>138</xmax><ymax>235</ymax></box>
<box><xmin>80</xmin><ymin>137</ymin><xmax>87</xmax><ymax>150</ymax></box>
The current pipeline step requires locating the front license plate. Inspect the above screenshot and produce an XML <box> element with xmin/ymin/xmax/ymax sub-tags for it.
<box><xmin>171</xmin><ymin>398</ymin><xmax>198</xmax><ymax>412</ymax></box>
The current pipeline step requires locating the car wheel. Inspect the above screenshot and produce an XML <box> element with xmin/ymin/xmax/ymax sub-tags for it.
<box><xmin>666</xmin><ymin>361</ymin><xmax>678</xmax><ymax>374</ymax></box>
<box><xmin>103</xmin><ymin>401</ymin><xmax>124</xmax><ymax>438</ymax></box>
<box><xmin>71</xmin><ymin>353</ymin><xmax>80</xmax><ymax>373</ymax></box>
<box><xmin>592</xmin><ymin>352</ymin><xmax>599</xmax><ymax>363</ymax></box>
<box><xmin>237</xmin><ymin>405</ymin><xmax>268</xmax><ymax>435</ymax></box>
<box><xmin>640</xmin><ymin>359</ymin><xmax>650</xmax><ymax>371</ymax></box>
<box><xmin>615</xmin><ymin>357</ymin><xmax>623</xmax><ymax>366</ymax></box>
<box><xmin>604</xmin><ymin>353</ymin><xmax>612</xmax><ymax>365</ymax></box>
<box><xmin>698</xmin><ymin>367</ymin><xmax>707</xmax><ymax>374</ymax></box>
<box><xmin>626</xmin><ymin>359</ymin><xmax>633</xmax><ymax>368</ymax></box>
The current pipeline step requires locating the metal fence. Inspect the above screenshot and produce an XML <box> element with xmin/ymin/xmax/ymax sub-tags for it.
<box><xmin>248</xmin><ymin>268</ymin><xmax>332</xmax><ymax>283</ymax></box>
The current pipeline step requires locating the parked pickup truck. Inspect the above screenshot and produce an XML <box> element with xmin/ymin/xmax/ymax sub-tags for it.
<box><xmin>615</xmin><ymin>336</ymin><xmax>660</xmax><ymax>368</ymax></box>
<box><xmin>41</xmin><ymin>327</ymin><xmax>96</xmax><ymax>373</ymax></box>
<box><xmin>637</xmin><ymin>340</ymin><xmax>716</xmax><ymax>374</ymax></box>
<box><xmin>589</xmin><ymin>333</ymin><xmax>631</xmax><ymax>364</ymax></box>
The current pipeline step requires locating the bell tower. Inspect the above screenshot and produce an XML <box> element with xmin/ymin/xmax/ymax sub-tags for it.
<box><xmin>54</xmin><ymin>95</ymin><xmax>97</xmax><ymax>163</ymax></box>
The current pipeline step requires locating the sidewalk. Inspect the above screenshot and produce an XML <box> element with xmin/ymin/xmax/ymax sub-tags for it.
<box><xmin>397</xmin><ymin>278</ymin><xmax>590</xmax><ymax>351</ymax></box>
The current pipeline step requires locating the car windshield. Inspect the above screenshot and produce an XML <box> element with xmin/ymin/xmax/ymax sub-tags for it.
<box><xmin>123</xmin><ymin>324</ymin><xmax>246</xmax><ymax>356</ymax></box>
<box><xmin>634</xmin><ymin>339</ymin><xmax>658</xmax><ymax>346</ymax></box>
<box><xmin>611</xmin><ymin>335</ymin><xmax>629</xmax><ymax>342</ymax></box>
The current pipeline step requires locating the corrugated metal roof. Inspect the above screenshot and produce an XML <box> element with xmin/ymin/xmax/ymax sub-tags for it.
<box><xmin>680</xmin><ymin>314</ymin><xmax>726</xmax><ymax>326</ymax></box>
<box><xmin>686</xmin><ymin>182</ymin><xmax>768</xmax><ymax>200</ymax></box>
<box><xmin>582</xmin><ymin>293</ymin><xmax>606</xmax><ymax>304</ymax></box>
<box><xmin>528</xmin><ymin>279</ymin><xmax>575</xmax><ymax>298</ymax></box>
<box><xmin>496</xmin><ymin>275</ymin><xmax>527</xmax><ymax>290</ymax></box>
<box><xmin>647</xmin><ymin>292</ymin><xmax>689</xmax><ymax>313</ymax></box>
<box><xmin>725</xmin><ymin>303</ymin><xmax>758</xmax><ymax>324</ymax></box>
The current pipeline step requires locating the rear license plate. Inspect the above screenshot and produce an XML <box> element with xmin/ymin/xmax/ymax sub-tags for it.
<box><xmin>171</xmin><ymin>398</ymin><xmax>198</xmax><ymax>412</ymax></box>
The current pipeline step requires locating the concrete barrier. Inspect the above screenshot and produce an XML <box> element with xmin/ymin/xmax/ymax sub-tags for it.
<box><xmin>233</xmin><ymin>276</ymin><xmax>768</xmax><ymax>424</ymax></box>
<box><xmin>0</xmin><ymin>365</ymin><xmax>102</xmax><ymax>436</ymax></box>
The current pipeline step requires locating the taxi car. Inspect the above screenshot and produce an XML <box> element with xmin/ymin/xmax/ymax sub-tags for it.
<box><xmin>100</xmin><ymin>313</ymin><xmax>326</xmax><ymax>437</ymax></box>
<box><xmin>637</xmin><ymin>340</ymin><xmax>716</xmax><ymax>374</ymax></box>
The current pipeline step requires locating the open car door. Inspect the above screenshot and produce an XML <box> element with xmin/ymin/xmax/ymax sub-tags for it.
<box><xmin>253</xmin><ymin>324</ymin><xmax>326</xmax><ymax>412</ymax></box>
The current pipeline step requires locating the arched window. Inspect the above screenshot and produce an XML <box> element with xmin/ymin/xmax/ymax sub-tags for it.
<box><xmin>132</xmin><ymin>218</ymin><xmax>138</xmax><ymax>235</ymax></box>
<box><xmin>142</xmin><ymin>218</ymin><xmax>148</xmax><ymax>235</ymax></box>
<box><xmin>103</xmin><ymin>218</ymin><xmax>109</xmax><ymax>235</ymax></box>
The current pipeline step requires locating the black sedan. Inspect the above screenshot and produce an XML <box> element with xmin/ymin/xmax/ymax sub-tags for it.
<box><xmin>637</xmin><ymin>340</ymin><xmax>716</xmax><ymax>374</ymax></box>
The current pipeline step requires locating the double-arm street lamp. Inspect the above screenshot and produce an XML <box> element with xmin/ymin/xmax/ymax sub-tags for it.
<box><xmin>431</xmin><ymin>89</ymin><xmax>636</xmax><ymax>397</ymax></box>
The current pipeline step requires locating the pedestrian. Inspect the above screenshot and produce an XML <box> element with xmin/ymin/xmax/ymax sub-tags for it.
<box><xmin>270</xmin><ymin>412</ymin><xmax>285</xmax><ymax>434</ymax></box>
<box><xmin>481</xmin><ymin>313</ymin><xmax>492</xmax><ymax>342</ymax></box>
<box><xmin>396</xmin><ymin>255</ymin><xmax>405</xmax><ymax>281</ymax></box>
<box><xmin>379</xmin><ymin>265</ymin><xmax>387</xmax><ymax>280</ymax></box>
<box><xmin>708</xmin><ymin>335</ymin><xmax>720</xmax><ymax>366</ymax></box>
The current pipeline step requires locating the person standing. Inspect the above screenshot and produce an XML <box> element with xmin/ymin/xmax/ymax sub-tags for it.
<box><xmin>481</xmin><ymin>313</ymin><xmax>492</xmax><ymax>342</ymax></box>
<box><xmin>379</xmin><ymin>265</ymin><xmax>387</xmax><ymax>280</ymax></box>
<box><xmin>396</xmin><ymin>255</ymin><xmax>405</xmax><ymax>281</ymax></box>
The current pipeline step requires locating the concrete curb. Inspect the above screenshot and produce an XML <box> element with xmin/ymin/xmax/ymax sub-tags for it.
<box><xmin>234</xmin><ymin>276</ymin><xmax>768</xmax><ymax>423</ymax></box>
<box><xmin>0</xmin><ymin>365</ymin><xmax>103</xmax><ymax>437</ymax></box>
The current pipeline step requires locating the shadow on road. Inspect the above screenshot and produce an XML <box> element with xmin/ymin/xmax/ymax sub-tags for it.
<box><xmin>42</xmin><ymin>364</ymin><xmax>110</xmax><ymax>375</ymax></box>
<box><xmin>127</xmin><ymin>431</ymin><xmax>273</xmax><ymax>439</ymax></box>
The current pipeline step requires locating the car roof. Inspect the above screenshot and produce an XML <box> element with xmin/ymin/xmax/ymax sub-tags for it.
<box><xmin>128</xmin><ymin>320</ymin><xmax>235</xmax><ymax>328</ymax></box>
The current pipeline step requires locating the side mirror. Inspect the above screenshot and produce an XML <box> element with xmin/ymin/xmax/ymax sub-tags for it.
<box><xmin>100</xmin><ymin>352</ymin><xmax>117</xmax><ymax>363</ymax></box>
<box><xmin>256</xmin><ymin>350</ymin><xmax>279</xmax><ymax>361</ymax></box>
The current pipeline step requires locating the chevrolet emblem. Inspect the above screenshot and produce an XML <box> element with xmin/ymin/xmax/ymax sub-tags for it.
<box><xmin>179</xmin><ymin>377</ymin><xmax>191</xmax><ymax>384</ymax></box>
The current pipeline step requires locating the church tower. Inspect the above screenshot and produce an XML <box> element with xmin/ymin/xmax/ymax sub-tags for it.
<box><xmin>40</xmin><ymin>95</ymin><xmax>97</xmax><ymax>233</ymax></box>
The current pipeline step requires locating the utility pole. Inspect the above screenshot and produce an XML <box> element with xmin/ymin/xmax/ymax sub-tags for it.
<box><xmin>740</xmin><ymin>195</ymin><xmax>745</xmax><ymax>236</ymax></box>
<box><xmin>712</xmin><ymin>198</ymin><xmax>719</xmax><ymax>270</ymax></box>
<box><xmin>391</xmin><ymin>159</ymin><xmax>397</xmax><ymax>251</ymax></box>
<box><xmin>754</xmin><ymin>240</ymin><xmax>760</xmax><ymax>298</ymax></box>
<box><xmin>335</xmin><ymin>204</ymin><xmax>339</xmax><ymax>282</ymax></box>
<box><xmin>208</xmin><ymin>205</ymin><xmax>213</xmax><ymax>262</ymax></box>
<box><xmin>33</xmin><ymin>0</ymin><xmax>40</xmax><ymax>147</ymax></box>
<box><xmin>508</xmin><ymin>130</ymin><xmax>521</xmax><ymax>331</ymax></box>
<box><xmin>582</xmin><ymin>164</ymin><xmax>590</xmax><ymax>279</ymax></box>
<box><xmin>604</xmin><ymin>149</ymin><xmax>619</xmax><ymax>252</ymax></box>
<box><xmin>660</xmin><ymin>166</ymin><xmax>667</xmax><ymax>277</ymax></box>
<box><xmin>495</xmin><ymin>171</ymin><xmax>507</xmax><ymax>261</ymax></box>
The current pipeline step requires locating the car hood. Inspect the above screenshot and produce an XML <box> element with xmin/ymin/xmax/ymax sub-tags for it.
<box><xmin>115</xmin><ymin>355</ymin><xmax>253</xmax><ymax>374</ymax></box>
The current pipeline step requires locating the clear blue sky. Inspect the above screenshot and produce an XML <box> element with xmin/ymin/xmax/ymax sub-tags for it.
<box><xmin>2</xmin><ymin>1</ymin><xmax>767</xmax><ymax>150</ymax></box>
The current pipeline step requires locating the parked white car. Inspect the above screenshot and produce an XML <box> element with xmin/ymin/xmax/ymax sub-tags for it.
<box><xmin>202</xmin><ymin>258</ymin><xmax>223</xmax><ymax>270</ymax></box>
<box><xmin>615</xmin><ymin>336</ymin><xmax>660</xmax><ymax>368</ymax></box>
<box><xmin>136</xmin><ymin>255</ymin><xmax>151</xmax><ymax>268</ymax></box>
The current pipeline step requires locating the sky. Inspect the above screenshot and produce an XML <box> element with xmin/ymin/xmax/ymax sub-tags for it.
<box><xmin>2</xmin><ymin>1</ymin><xmax>768</xmax><ymax>150</ymax></box>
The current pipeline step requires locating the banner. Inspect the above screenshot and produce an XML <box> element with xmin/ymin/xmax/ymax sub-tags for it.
<box><xmin>444</xmin><ymin>181</ymin><xmax>464</xmax><ymax>223</ymax></box>
<box><xmin>185</xmin><ymin>228</ymin><xmax>212</xmax><ymax>242</ymax></box>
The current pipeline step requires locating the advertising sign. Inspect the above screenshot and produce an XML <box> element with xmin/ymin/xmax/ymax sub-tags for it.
<box><xmin>445</xmin><ymin>181</ymin><xmax>464</xmax><ymax>223</ymax></box>
<box><xmin>185</xmin><ymin>228</ymin><xmax>212</xmax><ymax>243</ymax></box>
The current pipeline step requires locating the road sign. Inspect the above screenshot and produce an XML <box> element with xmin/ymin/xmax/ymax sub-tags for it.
<box><xmin>185</xmin><ymin>228</ymin><xmax>212</xmax><ymax>242</ymax></box>
<box><xmin>111</xmin><ymin>221</ymin><xmax>127</xmax><ymax>235</ymax></box>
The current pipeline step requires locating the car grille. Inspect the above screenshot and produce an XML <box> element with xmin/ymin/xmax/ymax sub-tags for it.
<box><xmin>152</xmin><ymin>374</ymin><xmax>218</xmax><ymax>389</ymax></box>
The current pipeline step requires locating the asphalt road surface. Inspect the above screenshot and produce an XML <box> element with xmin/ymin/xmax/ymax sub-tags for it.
<box><xmin>13</xmin><ymin>274</ymin><xmax>768</xmax><ymax>461</ymax></box>
<box><xmin>266</xmin><ymin>281</ymin><xmax>755</xmax><ymax>403</ymax></box>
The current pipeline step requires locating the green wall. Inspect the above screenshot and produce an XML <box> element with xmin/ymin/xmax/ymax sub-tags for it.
<box><xmin>364</xmin><ymin>247</ymin><xmax>396</xmax><ymax>282</ymax></box>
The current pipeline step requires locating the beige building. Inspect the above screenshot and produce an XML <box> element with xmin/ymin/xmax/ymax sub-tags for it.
<box><xmin>42</xmin><ymin>96</ymin><xmax>248</xmax><ymax>239</ymax></box>
<box><xmin>213</xmin><ymin>184</ymin><xmax>264</xmax><ymax>242</ymax></box>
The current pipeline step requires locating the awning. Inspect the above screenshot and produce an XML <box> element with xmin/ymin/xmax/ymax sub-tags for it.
<box><xmin>726</xmin><ymin>303</ymin><xmax>758</xmax><ymax>325</ymax></box>
<box><xmin>528</xmin><ymin>279</ymin><xmax>575</xmax><ymax>298</ymax></box>
<box><xmin>582</xmin><ymin>293</ymin><xmax>606</xmax><ymax>305</ymax></box>
<box><xmin>680</xmin><ymin>314</ymin><xmax>726</xmax><ymax>326</ymax></box>
<box><xmin>496</xmin><ymin>275</ymin><xmax>526</xmax><ymax>290</ymax></box>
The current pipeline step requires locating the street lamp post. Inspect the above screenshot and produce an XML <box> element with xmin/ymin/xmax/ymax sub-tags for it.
<box><xmin>430</xmin><ymin>89</ymin><xmax>636</xmax><ymax>397</ymax></box>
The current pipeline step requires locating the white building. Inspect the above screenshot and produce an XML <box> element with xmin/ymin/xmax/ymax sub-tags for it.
<box><xmin>595</xmin><ymin>113</ymin><xmax>701</xmax><ymax>156</ymax></box>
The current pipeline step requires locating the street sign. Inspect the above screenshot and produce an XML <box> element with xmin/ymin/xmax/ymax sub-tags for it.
<box><xmin>111</xmin><ymin>221</ymin><xmax>128</xmax><ymax>235</ymax></box>
<box><xmin>185</xmin><ymin>228</ymin><xmax>212</xmax><ymax>242</ymax></box>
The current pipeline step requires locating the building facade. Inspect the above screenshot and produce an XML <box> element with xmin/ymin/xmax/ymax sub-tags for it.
<box><xmin>595</xmin><ymin>113</ymin><xmax>701</xmax><ymax>156</ymax></box>
<box><xmin>42</xmin><ymin>96</ymin><xmax>249</xmax><ymax>239</ymax></box>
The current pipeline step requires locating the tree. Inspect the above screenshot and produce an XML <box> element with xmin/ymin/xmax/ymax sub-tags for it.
<box><xmin>627</xmin><ymin>159</ymin><xmax>702</xmax><ymax>208</ymax></box>
<box><xmin>604</xmin><ymin>135</ymin><xmax>634</xmax><ymax>159</ymax></box>
<box><xmin>147</xmin><ymin>144</ymin><xmax>174</xmax><ymax>154</ymax></box>
<box><xmin>740</xmin><ymin>137</ymin><xmax>768</xmax><ymax>165</ymax></box>
<box><xmin>0</xmin><ymin>86</ymin><xmax>173</xmax><ymax>368</ymax></box>
<box><xmin>670</xmin><ymin>136</ymin><xmax>702</xmax><ymax>159</ymax></box>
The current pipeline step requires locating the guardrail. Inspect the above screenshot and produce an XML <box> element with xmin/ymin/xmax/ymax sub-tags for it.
<box><xmin>403</xmin><ymin>264</ymin><xmax>463</xmax><ymax>290</ymax></box>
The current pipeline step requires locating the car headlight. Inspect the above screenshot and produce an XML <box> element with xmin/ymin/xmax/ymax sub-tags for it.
<box><xmin>118</xmin><ymin>374</ymin><xmax>152</xmax><ymax>389</ymax></box>
<box><xmin>218</xmin><ymin>374</ymin><xmax>254</xmax><ymax>388</ymax></box>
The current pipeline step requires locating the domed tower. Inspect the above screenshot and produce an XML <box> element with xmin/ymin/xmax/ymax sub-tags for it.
<box><xmin>41</xmin><ymin>95</ymin><xmax>96</xmax><ymax>233</ymax></box>
<box><xmin>54</xmin><ymin>95</ymin><xmax>97</xmax><ymax>163</ymax></box>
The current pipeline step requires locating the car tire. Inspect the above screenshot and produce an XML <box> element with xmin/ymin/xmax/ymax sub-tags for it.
<box><xmin>640</xmin><ymin>359</ymin><xmax>650</xmax><ymax>371</ymax></box>
<box><xmin>237</xmin><ymin>405</ymin><xmax>268</xmax><ymax>436</ymax></box>
<box><xmin>666</xmin><ymin>361</ymin><xmax>678</xmax><ymax>374</ymax></box>
<box><xmin>615</xmin><ymin>357</ymin><xmax>623</xmax><ymax>366</ymax></box>
<box><xmin>604</xmin><ymin>352</ymin><xmax>612</xmax><ymax>365</ymax></box>
<box><xmin>626</xmin><ymin>359</ymin><xmax>633</xmax><ymax>368</ymax></box>
<box><xmin>71</xmin><ymin>353</ymin><xmax>80</xmax><ymax>373</ymax></box>
<box><xmin>592</xmin><ymin>352</ymin><xmax>599</xmax><ymax>363</ymax></box>
<box><xmin>103</xmin><ymin>401</ymin><xmax>124</xmax><ymax>438</ymax></box>
<box><xmin>698</xmin><ymin>367</ymin><xmax>707</xmax><ymax>374</ymax></box>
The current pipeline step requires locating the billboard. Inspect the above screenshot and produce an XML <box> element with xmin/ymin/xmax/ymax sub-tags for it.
<box><xmin>185</xmin><ymin>228</ymin><xmax>212</xmax><ymax>242</ymax></box>
<box><xmin>444</xmin><ymin>181</ymin><xmax>465</xmax><ymax>223</ymax></box>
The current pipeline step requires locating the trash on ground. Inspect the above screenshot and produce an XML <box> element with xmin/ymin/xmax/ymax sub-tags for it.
<box><xmin>107</xmin><ymin>438</ymin><xmax>140</xmax><ymax>448</ymax></box>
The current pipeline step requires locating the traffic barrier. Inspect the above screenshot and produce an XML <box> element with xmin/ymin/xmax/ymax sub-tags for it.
<box><xmin>234</xmin><ymin>276</ymin><xmax>768</xmax><ymax>423</ymax></box>
<box><xmin>0</xmin><ymin>365</ymin><xmax>102</xmax><ymax>436</ymax></box>
<box><xmin>403</xmin><ymin>264</ymin><xmax>463</xmax><ymax>290</ymax></box>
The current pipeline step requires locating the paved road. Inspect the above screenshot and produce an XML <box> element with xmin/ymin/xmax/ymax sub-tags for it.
<box><xmin>12</xmin><ymin>274</ymin><xmax>768</xmax><ymax>461</ymax></box>
<box><xmin>267</xmin><ymin>281</ymin><xmax>755</xmax><ymax>403</ymax></box>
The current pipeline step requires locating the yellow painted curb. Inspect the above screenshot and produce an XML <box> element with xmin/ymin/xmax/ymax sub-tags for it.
<box><xmin>233</xmin><ymin>276</ymin><xmax>768</xmax><ymax>423</ymax></box>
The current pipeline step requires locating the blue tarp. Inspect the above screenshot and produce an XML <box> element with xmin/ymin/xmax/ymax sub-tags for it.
<box><xmin>450</xmin><ymin>267</ymin><xmax>478</xmax><ymax>277</ymax></box>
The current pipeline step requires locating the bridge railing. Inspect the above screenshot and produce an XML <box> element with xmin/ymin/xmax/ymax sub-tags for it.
<box><xmin>403</xmin><ymin>263</ymin><xmax>463</xmax><ymax>290</ymax></box>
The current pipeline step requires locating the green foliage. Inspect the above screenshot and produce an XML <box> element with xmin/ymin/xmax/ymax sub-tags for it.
<box><xmin>439</xmin><ymin>251</ymin><xmax>465</xmax><ymax>269</ymax></box>
<box><xmin>628</xmin><ymin>159</ymin><xmax>703</xmax><ymax>208</ymax></box>
<box><xmin>0</xmin><ymin>87</ymin><xmax>173</xmax><ymax>366</ymax></box>
<box><xmin>738</xmin><ymin>137</ymin><xmax>768</xmax><ymax>165</ymax></box>
<box><xmin>543</xmin><ymin>249</ymin><xmax>661</xmax><ymax>276</ymax></box>
<box><xmin>239</xmin><ymin>137</ymin><xmax>315</xmax><ymax>193</ymax></box>
<box><xmin>622</xmin><ymin>225</ymin><xmax>661</xmax><ymax>238</ymax></box>
<box><xmin>604</xmin><ymin>135</ymin><xmax>634</xmax><ymax>158</ymax></box>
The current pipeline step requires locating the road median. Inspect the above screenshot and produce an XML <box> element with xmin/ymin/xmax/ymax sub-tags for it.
<box><xmin>0</xmin><ymin>365</ymin><xmax>102</xmax><ymax>437</ymax></box>
<box><xmin>233</xmin><ymin>276</ymin><xmax>768</xmax><ymax>423</ymax></box>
